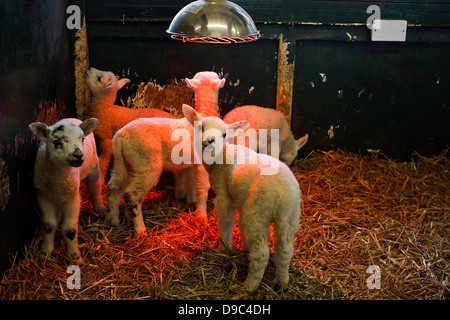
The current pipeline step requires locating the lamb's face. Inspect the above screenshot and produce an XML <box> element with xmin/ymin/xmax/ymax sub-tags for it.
<box><xmin>85</xmin><ymin>67</ymin><xmax>119</xmax><ymax>94</ymax></box>
<box><xmin>182</xmin><ymin>104</ymin><xmax>249</xmax><ymax>156</ymax></box>
<box><xmin>30</xmin><ymin>118</ymin><xmax>99</xmax><ymax>168</ymax></box>
<box><xmin>279</xmin><ymin>134</ymin><xmax>309</xmax><ymax>166</ymax></box>
<box><xmin>279</xmin><ymin>148</ymin><xmax>298</xmax><ymax>166</ymax></box>
<box><xmin>199</xmin><ymin>116</ymin><xmax>250</xmax><ymax>155</ymax></box>
<box><xmin>198</xmin><ymin>116</ymin><xmax>228</xmax><ymax>151</ymax></box>
<box><xmin>48</xmin><ymin>122</ymin><xmax>86</xmax><ymax>167</ymax></box>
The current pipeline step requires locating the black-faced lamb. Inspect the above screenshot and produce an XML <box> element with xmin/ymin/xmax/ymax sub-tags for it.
<box><xmin>29</xmin><ymin>118</ymin><xmax>104</xmax><ymax>262</ymax></box>
<box><xmin>182</xmin><ymin>104</ymin><xmax>302</xmax><ymax>292</ymax></box>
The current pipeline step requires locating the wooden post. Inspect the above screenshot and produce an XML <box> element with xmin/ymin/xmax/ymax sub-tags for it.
<box><xmin>74</xmin><ymin>17</ymin><xmax>90</xmax><ymax>120</ymax></box>
<box><xmin>276</xmin><ymin>34</ymin><xmax>295</xmax><ymax>125</ymax></box>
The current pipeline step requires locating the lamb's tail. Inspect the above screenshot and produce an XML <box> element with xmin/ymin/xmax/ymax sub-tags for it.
<box><xmin>105</xmin><ymin>132</ymin><xmax>129</xmax><ymax>226</ymax></box>
<box><xmin>108</xmin><ymin>133</ymin><xmax>128</xmax><ymax>187</ymax></box>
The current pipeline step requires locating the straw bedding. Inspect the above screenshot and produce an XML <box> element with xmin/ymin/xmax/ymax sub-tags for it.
<box><xmin>1</xmin><ymin>149</ymin><xmax>449</xmax><ymax>300</ymax></box>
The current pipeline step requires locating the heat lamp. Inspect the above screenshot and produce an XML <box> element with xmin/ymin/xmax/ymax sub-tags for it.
<box><xmin>167</xmin><ymin>0</ymin><xmax>260</xmax><ymax>44</ymax></box>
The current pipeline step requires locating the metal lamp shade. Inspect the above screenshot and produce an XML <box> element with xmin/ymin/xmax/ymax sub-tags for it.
<box><xmin>167</xmin><ymin>0</ymin><xmax>260</xmax><ymax>43</ymax></box>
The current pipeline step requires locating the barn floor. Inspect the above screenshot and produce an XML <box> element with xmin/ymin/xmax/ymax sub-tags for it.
<box><xmin>1</xmin><ymin>150</ymin><xmax>449</xmax><ymax>300</ymax></box>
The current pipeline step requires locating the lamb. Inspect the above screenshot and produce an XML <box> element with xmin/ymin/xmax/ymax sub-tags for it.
<box><xmin>182</xmin><ymin>104</ymin><xmax>302</xmax><ymax>292</ymax></box>
<box><xmin>185</xmin><ymin>71</ymin><xmax>308</xmax><ymax>165</ymax></box>
<box><xmin>185</xmin><ymin>71</ymin><xmax>225</xmax><ymax>117</ymax></box>
<box><xmin>224</xmin><ymin>105</ymin><xmax>308</xmax><ymax>165</ymax></box>
<box><xmin>174</xmin><ymin>71</ymin><xmax>225</xmax><ymax>203</ymax></box>
<box><xmin>105</xmin><ymin>116</ymin><xmax>210</xmax><ymax>235</ymax></box>
<box><xmin>29</xmin><ymin>118</ymin><xmax>104</xmax><ymax>262</ymax></box>
<box><xmin>85</xmin><ymin>67</ymin><xmax>174</xmax><ymax>183</ymax></box>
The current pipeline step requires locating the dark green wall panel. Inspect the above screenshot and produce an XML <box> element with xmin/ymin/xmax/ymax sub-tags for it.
<box><xmin>292</xmin><ymin>41</ymin><xmax>450</xmax><ymax>158</ymax></box>
<box><xmin>84</xmin><ymin>0</ymin><xmax>450</xmax><ymax>26</ymax></box>
<box><xmin>0</xmin><ymin>0</ymin><xmax>75</xmax><ymax>274</ymax></box>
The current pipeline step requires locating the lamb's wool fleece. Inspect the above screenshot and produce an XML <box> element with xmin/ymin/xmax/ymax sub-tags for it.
<box><xmin>183</xmin><ymin>104</ymin><xmax>302</xmax><ymax>292</ymax></box>
<box><xmin>105</xmin><ymin>117</ymin><xmax>210</xmax><ymax>235</ymax></box>
<box><xmin>173</xmin><ymin>71</ymin><xmax>225</xmax><ymax>204</ymax></box>
<box><xmin>224</xmin><ymin>105</ymin><xmax>308</xmax><ymax>165</ymax></box>
<box><xmin>85</xmin><ymin>67</ymin><xmax>174</xmax><ymax>182</ymax></box>
<box><xmin>187</xmin><ymin>73</ymin><xmax>308</xmax><ymax>165</ymax></box>
<box><xmin>30</xmin><ymin>118</ymin><xmax>104</xmax><ymax>262</ymax></box>
<box><xmin>186</xmin><ymin>71</ymin><xmax>225</xmax><ymax>117</ymax></box>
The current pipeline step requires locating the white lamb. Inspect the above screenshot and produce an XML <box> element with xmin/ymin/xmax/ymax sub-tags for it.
<box><xmin>185</xmin><ymin>71</ymin><xmax>225</xmax><ymax>117</ymax></box>
<box><xmin>185</xmin><ymin>71</ymin><xmax>308</xmax><ymax>165</ymax></box>
<box><xmin>85</xmin><ymin>67</ymin><xmax>174</xmax><ymax>183</ymax></box>
<box><xmin>224</xmin><ymin>105</ymin><xmax>308</xmax><ymax>165</ymax></box>
<box><xmin>174</xmin><ymin>71</ymin><xmax>225</xmax><ymax>203</ymax></box>
<box><xmin>182</xmin><ymin>104</ymin><xmax>302</xmax><ymax>292</ymax></box>
<box><xmin>105</xmin><ymin>117</ymin><xmax>210</xmax><ymax>235</ymax></box>
<box><xmin>29</xmin><ymin>118</ymin><xmax>104</xmax><ymax>262</ymax></box>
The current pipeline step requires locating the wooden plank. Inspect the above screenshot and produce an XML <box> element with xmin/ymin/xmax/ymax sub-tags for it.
<box><xmin>291</xmin><ymin>40</ymin><xmax>450</xmax><ymax>158</ymax></box>
<box><xmin>276</xmin><ymin>34</ymin><xmax>295</xmax><ymax>124</ymax></box>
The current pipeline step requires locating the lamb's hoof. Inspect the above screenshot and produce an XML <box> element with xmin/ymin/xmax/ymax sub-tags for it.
<box><xmin>175</xmin><ymin>191</ymin><xmax>187</xmax><ymax>202</ymax></box>
<box><xmin>133</xmin><ymin>229</ymin><xmax>148</xmax><ymax>239</ymax></box>
<box><xmin>104</xmin><ymin>215</ymin><xmax>120</xmax><ymax>227</ymax></box>
<box><xmin>68</xmin><ymin>251</ymin><xmax>83</xmax><ymax>264</ymax></box>
<box><xmin>38</xmin><ymin>251</ymin><xmax>52</xmax><ymax>261</ymax></box>
<box><xmin>218</xmin><ymin>243</ymin><xmax>234</xmax><ymax>253</ymax></box>
<box><xmin>274</xmin><ymin>273</ymin><xmax>290</xmax><ymax>286</ymax></box>
<box><xmin>186</xmin><ymin>194</ymin><xmax>197</xmax><ymax>205</ymax></box>
<box><xmin>95</xmin><ymin>206</ymin><xmax>106</xmax><ymax>219</ymax></box>
<box><xmin>243</xmin><ymin>278</ymin><xmax>261</xmax><ymax>293</ymax></box>
<box><xmin>136</xmin><ymin>232</ymin><xmax>148</xmax><ymax>239</ymax></box>
<box><xmin>195</xmin><ymin>212</ymin><xmax>208</xmax><ymax>225</ymax></box>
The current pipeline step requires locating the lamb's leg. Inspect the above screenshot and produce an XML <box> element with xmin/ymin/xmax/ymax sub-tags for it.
<box><xmin>240</xmin><ymin>211</ymin><xmax>271</xmax><ymax>292</ymax></box>
<box><xmin>237</xmin><ymin>215</ymin><xmax>248</xmax><ymax>252</ymax></box>
<box><xmin>105</xmin><ymin>147</ymin><xmax>129</xmax><ymax>226</ymax></box>
<box><xmin>174</xmin><ymin>169</ymin><xmax>187</xmax><ymax>201</ymax></box>
<box><xmin>274</xmin><ymin>208</ymin><xmax>299</xmax><ymax>286</ymax></box>
<box><xmin>176</xmin><ymin>165</ymin><xmax>209</xmax><ymax>220</ymax></box>
<box><xmin>86</xmin><ymin>164</ymin><xmax>106</xmax><ymax>217</ymax></box>
<box><xmin>215</xmin><ymin>195</ymin><xmax>235</xmax><ymax>250</ymax></box>
<box><xmin>194</xmin><ymin>164</ymin><xmax>210</xmax><ymax>220</ymax></box>
<box><xmin>61</xmin><ymin>193</ymin><xmax>82</xmax><ymax>263</ymax></box>
<box><xmin>185</xmin><ymin>167</ymin><xmax>196</xmax><ymax>204</ymax></box>
<box><xmin>123</xmin><ymin>166</ymin><xmax>162</xmax><ymax>236</ymax></box>
<box><xmin>105</xmin><ymin>181</ymin><xmax>126</xmax><ymax>226</ymax></box>
<box><xmin>38</xmin><ymin>196</ymin><xmax>58</xmax><ymax>257</ymax></box>
<box><xmin>98</xmin><ymin>139</ymin><xmax>112</xmax><ymax>184</ymax></box>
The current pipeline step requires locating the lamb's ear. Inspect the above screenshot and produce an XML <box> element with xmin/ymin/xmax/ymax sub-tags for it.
<box><xmin>214</xmin><ymin>78</ymin><xmax>226</xmax><ymax>90</ymax></box>
<box><xmin>29</xmin><ymin>122</ymin><xmax>51</xmax><ymax>141</ymax></box>
<box><xmin>185</xmin><ymin>78</ymin><xmax>199</xmax><ymax>90</ymax></box>
<box><xmin>296</xmin><ymin>134</ymin><xmax>309</xmax><ymax>150</ymax></box>
<box><xmin>116</xmin><ymin>78</ymin><xmax>130</xmax><ymax>90</ymax></box>
<box><xmin>80</xmin><ymin>118</ymin><xmax>99</xmax><ymax>136</ymax></box>
<box><xmin>226</xmin><ymin>121</ymin><xmax>250</xmax><ymax>137</ymax></box>
<box><xmin>182</xmin><ymin>104</ymin><xmax>201</xmax><ymax>126</ymax></box>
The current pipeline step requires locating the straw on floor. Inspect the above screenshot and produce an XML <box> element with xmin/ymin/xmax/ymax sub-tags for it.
<box><xmin>1</xmin><ymin>149</ymin><xmax>449</xmax><ymax>299</ymax></box>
